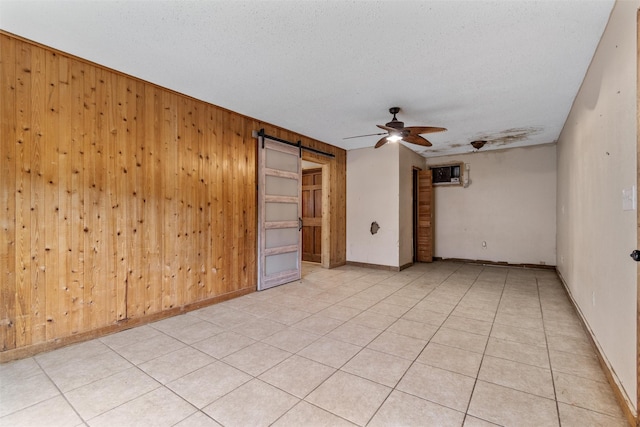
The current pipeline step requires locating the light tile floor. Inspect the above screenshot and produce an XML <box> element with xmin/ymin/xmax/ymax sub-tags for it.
<box><xmin>0</xmin><ymin>261</ymin><xmax>629</xmax><ymax>426</ymax></box>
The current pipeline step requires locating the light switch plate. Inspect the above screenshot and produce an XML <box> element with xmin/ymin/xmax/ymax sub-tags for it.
<box><xmin>622</xmin><ymin>186</ymin><xmax>636</xmax><ymax>211</ymax></box>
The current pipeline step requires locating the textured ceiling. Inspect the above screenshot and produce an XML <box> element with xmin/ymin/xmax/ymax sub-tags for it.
<box><xmin>1</xmin><ymin>0</ymin><xmax>615</xmax><ymax>157</ymax></box>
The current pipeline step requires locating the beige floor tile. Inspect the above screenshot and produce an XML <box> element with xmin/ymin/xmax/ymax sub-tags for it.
<box><xmin>34</xmin><ymin>340</ymin><xmax>113</xmax><ymax>371</ymax></box>
<box><xmin>336</xmin><ymin>296</ymin><xmax>376</xmax><ymax>311</ymax></box>
<box><xmin>64</xmin><ymin>367</ymin><xmax>159</xmax><ymax>420</ymax></box>
<box><xmin>478</xmin><ymin>355</ymin><xmax>554</xmax><ymax>399</ymax></box>
<box><xmin>402</xmin><ymin>307</ymin><xmax>448</xmax><ymax>327</ymax></box>
<box><xmin>318</xmin><ymin>304</ymin><xmax>363</xmax><ymax>321</ymax></box>
<box><xmin>139</xmin><ymin>347</ymin><xmax>215</xmax><ymax>384</ymax></box>
<box><xmin>0</xmin><ymin>395</ymin><xmax>82</xmax><ymax>427</ymax></box>
<box><xmin>222</xmin><ymin>342</ymin><xmax>291</xmax><ymax>376</ymax></box>
<box><xmin>191</xmin><ymin>331</ymin><xmax>256</xmax><ymax>359</ymax></box>
<box><xmin>414</xmin><ymin>300</ymin><xmax>456</xmax><ymax>315</ymax></box>
<box><xmin>490</xmin><ymin>323</ymin><xmax>546</xmax><ymax>348</ymax></box>
<box><xmin>99</xmin><ymin>325</ymin><xmax>163</xmax><ymax>350</ymax></box>
<box><xmin>443</xmin><ymin>315</ymin><xmax>493</xmax><ymax>336</ymax></box>
<box><xmin>467</xmin><ymin>381</ymin><xmax>559</xmax><ymax>427</ymax></box>
<box><xmin>88</xmin><ymin>387</ymin><xmax>196</xmax><ymax>427</ymax></box>
<box><xmin>0</xmin><ymin>371</ymin><xmax>60</xmax><ymax>417</ymax></box>
<box><xmin>151</xmin><ymin>313</ymin><xmax>211</xmax><ymax>335</ymax></box>
<box><xmin>549</xmin><ymin>350</ymin><xmax>607</xmax><ymax>383</ymax></box>
<box><xmin>463</xmin><ymin>415</ymin><xmax>501</xmax><ymax>426</ymax></box>
<box><xmin>261</xmin><ymin>327</ymin><xmax>321</xmax><ymax>353</ymax></box>
<box><xmin>545</xmin><ymin>332</ymin><xmax>595</xmax><ymax>357</ymax></box>
<box><xmin>45</xmin><ymin>349</ymin><xmax>132</xmax><ymax>392</ymax></box>
<box><xmin>366</xmin><ymin>331</ymin><xmax>427</xmax><ymax>360</ymax></box>
<box><xmin>369</xmin><ymin>390</ymin><xmax>465</xmax><ymax>427</ymax></box>
<box><xmin>260</xmin><ymin>355</ymin><xmax>336</xmax><ymax>398</ymax></box>
<box><xmin>484</xmin><ymin>337</ymin><xmax>549</xmax><ymax>369</ymax></box>
<box><xmin>387</xmin><ymin>318</ymin><xmax>438</xmax><ymax>340</ymax></box>
<box><xmin>273</xmin><ymin>401</ymin><xmax>357</xmax><ymax>427</ymax></box>
<box><xmin>203</xmin><ymin>379</ymin><xmax>299</xmax><ymax>427</ymax></box>
<box><xmin>367</xmin><ymin>301</ymin><xmax>410</xmax><ymax>318</ymax></box>
<box><xmin>397</xmin><ymin>363</ymin><xmax>475</xmax><ymax>412</ymax></box>
<box><xmin>341</xmin><ymin>348</ymin><xmax>412</xmax><ymax>387</ymax></box>
<box><xmin>114</xmin><ymin>333</ymin><xmax>186</xmax><ymax>365</ymax></box>
<box><xmin>297</xmin><ymin>336</ymin><xmax>362</xmax><ymax>368</ymax></box>
<box><xmin>306</xmin><ymin>371</ymin><xmax>391</xmax><ymax>426</ymax></box>
<box><xmin>292</xmin><ymin>314</ymin><xmax>344</xmax><ymax>335</ymax></box>
<box><xmin>416</xmin><ymin>342</ymin><xmax>483</xmax><ymax>378</ymax></box>
<box><xmin>237</xmin><ymin>300</ymin><xmax>285</xmax><ymax>317</ymax></box>
<box><xmin>194</xmin><ymin>307</ymin><xmax>258</xmax><ymax>329</ymax></box>
<box><xmin>158</xmin><ymin>319</ymin><xmax>225</xmax><ymax>344</ymax></box>
<box><xmin>167</xmin><ymin>361</ymin><xmax>251</xmax><ymax>408</ymax></box>
<box><xmin>554</xmin><ymin>372</ymin><xmax>624</xmax><ymax>418</ymax></box>
<box><xmin>557</xmin><ymin>402</ymin><xmax>628</xmax><ymax>427</ymax></box>
<box><xmin>326</xmin><ymin>322</ymin><xmax>382</xmax><ymax>347</ymax></box>
<box><xmin>451</xmin><ymin>306</ymin><xmax>496</xmax><ymax>323</ymax></box>
<box><xmin>174</xmin><ymin>411</ymin><xmax>223</xmax><ymax>427</ymax></box>
<box><xmin>231</xmin><ymin>317</ymin><xmax>287</xmax><ymax>340</ymax></box>
<box><xmin>350</xmin><ymin>311</ymin><xmax>397</xmax><ymax>330</ymax></box>
<box><xmin>0</xmin><ymin>357</ymin><xmax>42</xmax><ymax>382</ymax></box>
<box><xmin>382</xmin><ymin>294</ymin><xmax>420</xmax><ymax>308</ymax></box>
<box><xmin>432</xmin><ymin>328</ymin><xmax>488</xmax><ymax>354</ymax></box>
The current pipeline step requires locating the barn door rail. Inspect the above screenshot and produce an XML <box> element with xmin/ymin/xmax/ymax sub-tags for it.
<box><xmin>255</xmin><ymin>129</ymin><xmax>335</xmax><ymax>158</ymax></box>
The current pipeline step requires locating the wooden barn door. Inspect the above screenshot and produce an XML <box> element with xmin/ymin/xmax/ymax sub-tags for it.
<box><xmin>302</xmin><ymin>168</ymin><xmax>323</xmax><ymax>263</ymax></box>
<box><xmin>416</xmin><ymin>169</ymin><xmax>434</xmax><ymax>262</ymax></box>
<box><xmin>257</xmin><ymin>137</ymin><xmax>302</xmax><ymax>290</ymax></box>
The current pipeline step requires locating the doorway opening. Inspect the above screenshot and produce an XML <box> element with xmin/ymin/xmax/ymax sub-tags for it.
<box><xmin>302</xmin><ymin>160</ymin><xmax>323</xmax><ymax>264</ymax></box>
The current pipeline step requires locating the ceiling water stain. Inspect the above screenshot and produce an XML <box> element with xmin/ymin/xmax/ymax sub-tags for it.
<box><xmin>475</xmin><ymin>127</ymin><xmax>543</xmax><ymax>147</ymax></box>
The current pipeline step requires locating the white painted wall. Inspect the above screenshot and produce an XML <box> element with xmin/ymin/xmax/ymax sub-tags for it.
<box><xmin>556</xmin><ymin>0</ymin><xmax>638</xmax><ymax>409</ymax></box>
<box><xmin>399</xmin><ymin>145</ymin><xmax>427</xmax><ymax>267</ymax></box>
<box><xmin>426</xmin><ymin>144</ymin><xmax>557</xmax><ymax>266</ymax></box>
<box><xmin>347</xmin><ymin>144</ymin><xmax>400</xmax><ymax>267</ymax></box>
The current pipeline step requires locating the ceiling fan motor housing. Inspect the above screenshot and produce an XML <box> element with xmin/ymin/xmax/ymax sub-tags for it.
<box><xmin>386</xmin><ymin>107</ymin><xmax>404</xmax><ymax>129</ymax></box>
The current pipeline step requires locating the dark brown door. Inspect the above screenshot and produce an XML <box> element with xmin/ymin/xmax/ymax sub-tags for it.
<box><xmin>302</xmin><ymin>168</ymin><xmax>322</xmax><ymax>263</ymax></box>
<box><xmin>416</xmin><ymin>169</ymin><xmax>434</xmax><ymax>262</ymax></box>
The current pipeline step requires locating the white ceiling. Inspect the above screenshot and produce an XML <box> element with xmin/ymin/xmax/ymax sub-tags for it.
<box><xmin>1</xmin><ymin>0</ymin><xmax>615</xmax><ymax>157</ymax></box>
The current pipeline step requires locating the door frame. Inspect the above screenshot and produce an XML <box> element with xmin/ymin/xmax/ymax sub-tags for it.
<box><xmin>636</xmin><ymin>6</ymin><xmax>640</xmax><ymax>426</ymax></box>
<box><xmin>301</xmin><ymin>155</ymin><xmax>331</xmax><ymax>269</ymax></box>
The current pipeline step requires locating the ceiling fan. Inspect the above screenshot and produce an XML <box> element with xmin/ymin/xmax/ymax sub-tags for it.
<box><xmin>344</xmin><ymin>107</ymin><xmax>447</xmax><ymax>149</ymax></box>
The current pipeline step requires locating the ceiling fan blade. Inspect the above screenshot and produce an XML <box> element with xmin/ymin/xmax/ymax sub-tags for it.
<box><xmin>405</xmin><ymin>126</ymin><xmax>447</xmax><ymax>135</ymax></box>
<box><xmin>402</xmin><ymin>134</ymin><xmax>432</xmax><ymax>147</ymax></box>
<box><xmin>374</xmin><ymin>137</ymin><xmax>388</xmax><ymax>149</ymax></box>
<box><xmin>343</xmin><ymin>132</ymin><xmax>387</xmax><ymax>140</ymax></box>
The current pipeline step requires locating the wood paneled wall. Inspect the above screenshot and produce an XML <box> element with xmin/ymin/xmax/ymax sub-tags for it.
<box><xmin>0</xmin><ymin>32</ymin><xmax>346</xmax><ymax>360</ymax></box>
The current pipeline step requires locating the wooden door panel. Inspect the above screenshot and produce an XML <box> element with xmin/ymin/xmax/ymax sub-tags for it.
<box><xmin>302</xmin><ymin>168</ymin><xmax>322</xmax><ymax>263</ymax></box>
<box><xmin>416</xmin><ymin>170</ymin><xmax>433</xmax><ymax>262</ymax></box>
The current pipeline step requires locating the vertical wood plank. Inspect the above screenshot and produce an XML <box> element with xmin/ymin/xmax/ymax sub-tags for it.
<box><xmin>113</xmin><ymin>74</ymin><xmax>128</xmax><ymax>321</ymax></box>
<box><xmin>1</xmin><ymin>35</ymin><xmax>17</xmax><ymax>350</ymax></box>
<box><xmin>43</xmin><ymin>49</ymin><xmax>61</xmax><ymax>340</ymax></box>
<box><xmin>30</xmin><ymin>43</ymin><xmax>47</xmax><ymax>343</ymax></box>
<box><xmin>94</xmin><ymin>69</ymin><xmax>118</xmax><ymax>326</ymax></box>
<box><xmin>15</xmin><ymin>40</ymin><xmax>33</xmax><ymax>347</ymax></box>
<box><xmin>68</xmin><ymin>58</ymin><xmax>85</xmax><ymax>335</ymax></box>
<box><xmin>162</xmin><ymin>91</ymin><xmax>178</xmax><ymax>310</ymax></box>
<box><xmin>57</xmin><ymin>54</ymin><xmax>73</xmax><ymax>337</ymax></box>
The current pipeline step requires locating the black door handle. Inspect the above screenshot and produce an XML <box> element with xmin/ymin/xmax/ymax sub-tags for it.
<box><xmin>631</xmin><ymin>250</ymin><xmax>640</xmax><ymax>261</ymax></box>
<box><xmin>299</xmin><ymin>217</ymin><xmax>303</xmax><ymax>231</ymax></box>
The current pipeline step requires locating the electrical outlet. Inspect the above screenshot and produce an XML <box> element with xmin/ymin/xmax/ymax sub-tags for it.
<box><xmin>622</xmin><ymin>186</ymin><xmax>636</xmax><ymax>211</ymax></box>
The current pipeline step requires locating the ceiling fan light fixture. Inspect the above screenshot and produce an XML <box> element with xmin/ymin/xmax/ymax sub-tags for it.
<box><xmin>387</xmin><ymin>134</ymin><xmax>402</xmax><ymax>143</ymax></box>
<box><xmin>470</xmin><ymin>140</ymin><xmax>487</xmax><ymax>150</ymax></box>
